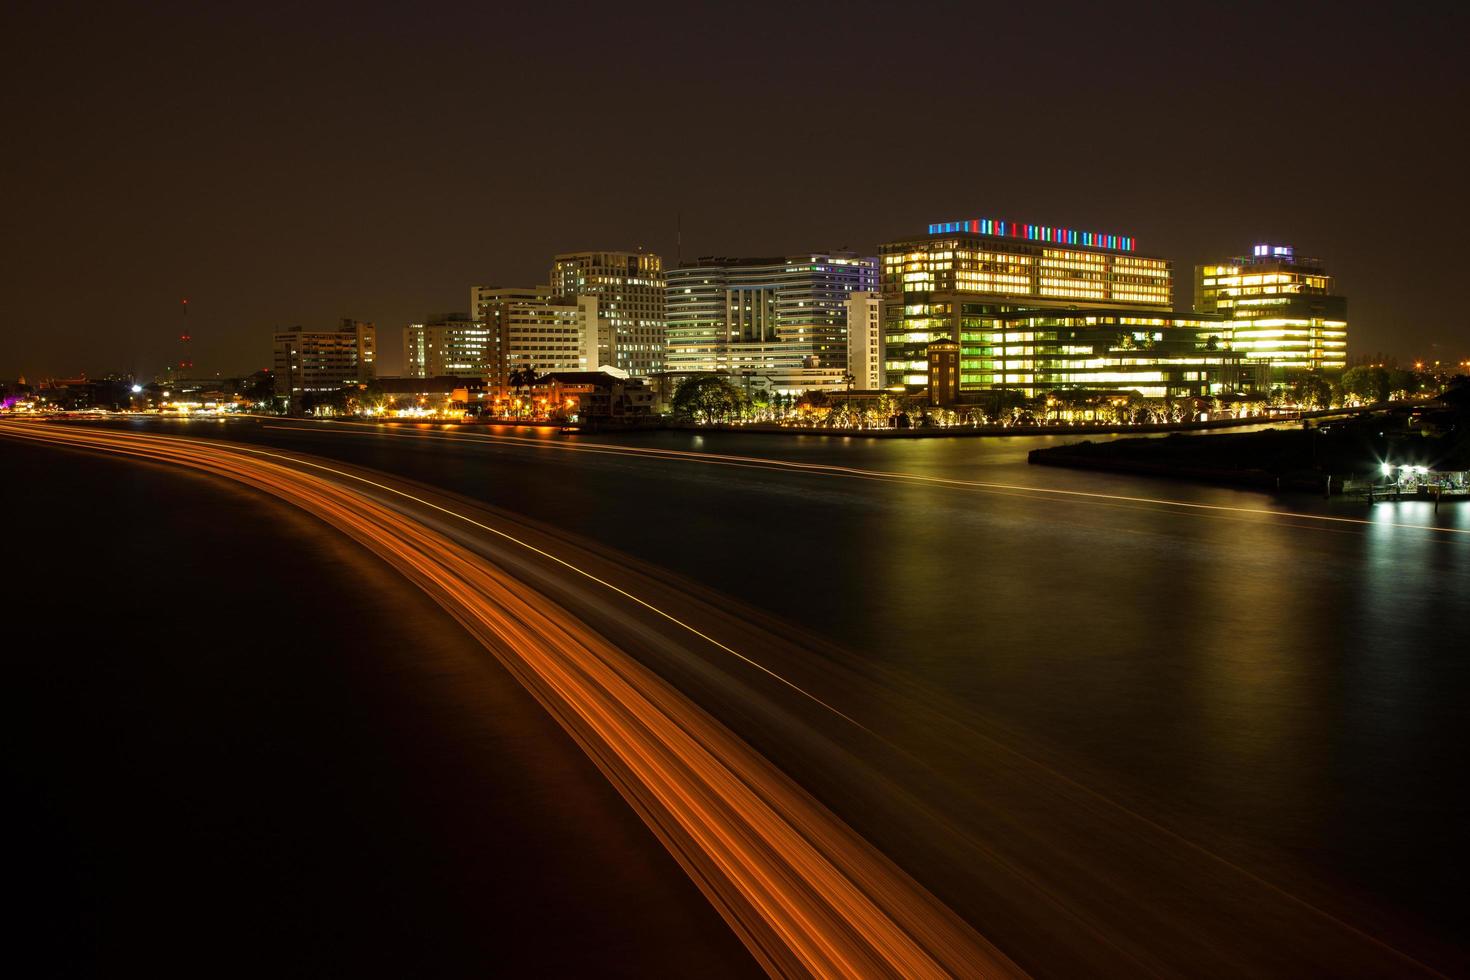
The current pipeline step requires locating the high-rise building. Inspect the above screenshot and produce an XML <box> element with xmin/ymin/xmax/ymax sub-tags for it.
<box><xmin>469</xmin><ymin>285</ymin><xmax>598</xmax><ymax>387</ymax></box>
<box><xmin>665</xmin><ymin>253</ymin><xmax>878</xmax><ymax>390</ymax></box>
<box><xmin>550</xmin><ymin>251</ymin><xmax>665</xmax><ymax>377</ymax></box>
<box><xmin>846</xmin><ymin>291</ymin><xmax>884</xmax><ymax>390</ymax></box>
<box><xmin>1194</xmin><ymin>244</ymin><xmax>1348</xmax><ymax>372</ymax></box>
<box><xmin>403</xmin><ymin>314</ymin><xmax>491</xmax><ymax>379</ymax></box>
<box><xmin>881</xmin><ymin>217</ymin><xmax>1174</xmax><ymax>389</ymax></box>
<box><xmin>877</xmin><ymin>218</ymin><xmax>1266</xmax><ymax>398</ymax></box>
<box><xmin>272</xmin><ymin>319</ymin><xmax>376</xmax><ymax>401</ymax></box>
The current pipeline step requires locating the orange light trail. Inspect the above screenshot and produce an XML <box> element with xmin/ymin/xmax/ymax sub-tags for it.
<box><xmin>1</xmin><ymin>421</ymin><xmax>1025</xmax><ymax>979</ymax></box>
<box><xmin>258</xmin><ymin>419</ymin><xmax>1470</xmax><ymax>537</ymax></box>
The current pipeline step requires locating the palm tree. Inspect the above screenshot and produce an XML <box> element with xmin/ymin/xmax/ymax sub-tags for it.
<box><xmin>506</xmin><ymin>366</ymin><xmax>539</xmax><ymax>417</ymax></box>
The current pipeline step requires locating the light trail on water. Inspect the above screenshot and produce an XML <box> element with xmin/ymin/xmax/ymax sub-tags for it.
<box><xmin>1</xmin><ymin>420</ymin><xmax>1026</xmax><ymax>979</ymax></box>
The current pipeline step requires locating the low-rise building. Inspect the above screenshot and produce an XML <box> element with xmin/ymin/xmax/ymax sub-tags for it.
<box><xmin>373</xmin><ymin>376</ymin><xmax>490</xmax><ymax>415</ymax></box>
<box><xmin>530</xmin><ymin>371</ymin><xmax>654</xmax><ymax>423</ymax></box>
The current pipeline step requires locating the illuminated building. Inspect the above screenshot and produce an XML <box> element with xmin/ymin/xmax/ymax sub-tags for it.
<box><xmin>950</xmin><ymin>310</ymin><xmax>1262</xmax><ymax>399</ymax></box>
<box><xmin>1195</xmin><ymin>244</ymin><xmax>1348</xmax><ymax>372</ymax></box>
<box><xmin>881</xmin><ymin>218</ymin><xmax>1174</xmax><ymax>390</ymax></box>
<box><xmin>530</xmin><ymin>372</ymin><xmax>654</xmax><ymax>422</ymax></box>
<box><xmin>846</xmin><ymin>291</ymin><xmax>885</xmax><ymax>390</ymax></box>
<box><xmin>272</xmin><ymin>319</ymin><xmax>376</xmax><ymax>402</ymax></box>
<box><xmin>374</xmin><ymin>376</ymin><xmax>491</xmax><ymax>415</ymax></box>
<box><xmin>927</xmin><ymin>340</ymin><xmax>960</xmax><ymax>406</ymax></box>
<box><xmin>469</xmin><ymin>285</ymin><xmax>599</xmax><ymax>387</ymax></box>
<box><xmin>665</xmin><ymin>252</ymin><xmax>877</xmax><ymax>390</ymax></box>
<box><xmin>550</xmin><ymin>251</ymin><xmax>665</xmax><ymax>377</ymax></box>
<box><xmin>403</xmin><ymin>314</ymin><xmax>491</xmax><ymax>379</ymax></box>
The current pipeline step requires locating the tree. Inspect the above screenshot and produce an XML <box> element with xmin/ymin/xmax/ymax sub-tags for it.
<box><xmin>796</xmin><ymin>389</ymin><xmax>831</xmax><ymax>410</ymax></box>
<box><xmin>1288</xmin><ymin>374</ymin><xmax>1332</xmax><ymax>410</ymax></box>
<box><xmin>1386</xmin><ymin>369</ymin><xmax>1421</xmax><ymax>400</ymax></box>
<box><xmin>243</xmin><ymin>370</ymin><xmax>277</xmax><ymax>405</ymax></box>
<box><xmin>975</xmin><ymin>388</ymin><xmax>1028</xmax><ymax>424</ymax></box>
<box><xmin>671</xmin><ymin>376</ymin><xmax>742</xmax><ymax>423</ymax></box>
<box><xmin>1341</xmin><ymin>365</ymin><xmax>1390</xmax><ymax>404</ymax></box>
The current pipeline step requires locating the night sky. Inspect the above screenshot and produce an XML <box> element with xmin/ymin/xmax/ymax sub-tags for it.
<box><xmin>4</xmin><ymin>1</ymin><xmax>1466</xmax><ymax>378</ymax></box>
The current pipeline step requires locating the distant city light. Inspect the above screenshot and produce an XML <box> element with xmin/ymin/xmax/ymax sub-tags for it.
<box><xmin>131</xmin><ymin>384</ymin><xmax>143</xmax><ymax>393</ymax></box>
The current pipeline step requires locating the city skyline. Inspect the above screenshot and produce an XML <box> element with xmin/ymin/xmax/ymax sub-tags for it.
<box><xmin>3</xmin><ymin>3</ymin><xmax>1467</xmax><ymax>378</ymax></box>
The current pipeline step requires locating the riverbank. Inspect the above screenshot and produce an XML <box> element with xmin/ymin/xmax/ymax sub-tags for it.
<box><xmin>1029</xmin><ymin>431</ymin><xmax>1340</xmax><ymax>492</ymax></box>
<box><xmin>1028</xmin><ymin>404</ymin><xmax>1470</xmax><ymax>494</ymax></box>
<box><xmin>659</xmin><ymin>406</ymin><xmax>1383</xmax><ymax>439</ymax></box>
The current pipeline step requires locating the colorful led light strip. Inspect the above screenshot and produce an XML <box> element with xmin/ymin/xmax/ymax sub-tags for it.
<box><xmin>927</xmin><ymin>218</ymin><xmax>1136</xmax><ymax>252</ymax></box>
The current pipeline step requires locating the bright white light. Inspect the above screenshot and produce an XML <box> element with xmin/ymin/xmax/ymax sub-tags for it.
<box><xmin>1380</xmin><ymin>462</ymin><xmax>1393</xmax><ymax>476</ymax></box>
<box><xmin>131</xmin><ymin>384</ymin><xmax>143</xmax><ymax>394</ymax></box>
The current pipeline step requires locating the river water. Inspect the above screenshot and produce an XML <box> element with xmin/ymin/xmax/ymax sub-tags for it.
<box><xmin>9</xmin><ymin>419</ymin><xmax>1468</xmax><ymax>975</ymax></box>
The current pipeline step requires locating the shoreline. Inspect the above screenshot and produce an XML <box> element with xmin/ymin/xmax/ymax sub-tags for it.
<box><xmin>367</xmin><ymin>406</ymin><xmax>1371</xmax><ymax>439</ymax></box>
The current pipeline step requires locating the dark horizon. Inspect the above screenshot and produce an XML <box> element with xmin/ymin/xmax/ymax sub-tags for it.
<box><xmin>4</xmin><ymin>0</ymin><xmax>1467</xmax><ymax>379</ymax></box>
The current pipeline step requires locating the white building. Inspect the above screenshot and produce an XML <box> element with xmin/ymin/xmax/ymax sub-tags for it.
<box><xmin>403</xmin><ymin>315</ymin><xmax>491</xmax><ymax>379</ymax></box>
<box><xmin>666</xmin><ymin>253</ymin><xmax>878</xmax><ymax>391</ymax></box>
<box><xmin>550</xmin><ymin>251</ymin><xmax>665</xmax><ymax>378</ymax></box>
<box><xmin>846</xmin><ymin>291</ymin><xmax>885</xmax><ymax>390</ymax></box>
<box><xmin>469</xmin><ymin>285</ymin><xmax>598</xmax><ymax>387</ymax></box>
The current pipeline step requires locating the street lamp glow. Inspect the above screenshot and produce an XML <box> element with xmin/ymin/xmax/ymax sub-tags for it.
<box><xmin>1380</xmin><ymin>462</ymin><xmax>1393</xmax><ymax>476</ymax></box>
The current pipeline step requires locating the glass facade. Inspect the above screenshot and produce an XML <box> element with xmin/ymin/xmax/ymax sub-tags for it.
<box><xmin>880</xmin><ymin>223</ymin><xmax>1177</xmax><ymax>391</ymax></box>
<box><xmin>1195</xmin><ymin>245</ymin><xmax>1348</xmax><ymax>371</ymax></box>
<box><xmin>666</xmin><ymin>253</ymin><xmax>878</xmax><ymax>386</ymax></box>
<box><xmin>951</xmin><ymin>310</ymin><xmax>1257</xmax><ymax>399</ymax></box>
<box><xmin>880</xmin><ymin>224</ymin><xmax>1342</xmax><ymax>395</ymax></box>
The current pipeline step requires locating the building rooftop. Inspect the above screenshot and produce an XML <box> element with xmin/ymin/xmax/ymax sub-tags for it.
<box><xmin>923</xmin><ymin>217</ymin><xmax>1138</xmax><ymax>253</ymax></box>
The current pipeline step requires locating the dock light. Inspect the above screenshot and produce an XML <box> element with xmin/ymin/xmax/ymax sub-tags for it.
<box><xmin>1381</xmin><ymin>462</ymin><xmax>1394</xmax><ymax>476</ymax></box>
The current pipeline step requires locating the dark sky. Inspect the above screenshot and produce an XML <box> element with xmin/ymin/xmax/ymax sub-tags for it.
<box><xmin>4</xmin><ymin>0</ymin><xmax>1467</xmax><ymax>378</ymax></box>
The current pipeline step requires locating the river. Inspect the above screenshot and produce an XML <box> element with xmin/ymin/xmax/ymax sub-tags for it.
<box><xmin>7</xmin><ymin>418</ymin><xmax>1467</xmax><ymax>976</ymax></box>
